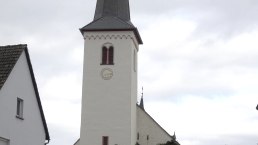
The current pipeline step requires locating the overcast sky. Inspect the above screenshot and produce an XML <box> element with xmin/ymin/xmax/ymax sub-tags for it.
<box><xmin>1</xmin><ymin>0</ymin><xmax>258</xmax><ymax>145</ymax></box>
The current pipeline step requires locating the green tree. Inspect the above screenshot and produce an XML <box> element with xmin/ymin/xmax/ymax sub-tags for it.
<box><xmin>159</xmin><ymin>140</ymin><xmax>180</xmax><ymax>145</ymax></box>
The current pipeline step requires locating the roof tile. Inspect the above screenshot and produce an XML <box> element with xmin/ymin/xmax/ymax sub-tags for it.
<box><xmin>0</xmin><ymin>44</ymin><xmax>26</xmax><ymax>90</ymax></box>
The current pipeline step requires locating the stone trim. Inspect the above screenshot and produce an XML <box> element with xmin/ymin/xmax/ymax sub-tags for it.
<box><xmin>84</xmin><ymin>34</ymin><xmax>139</xmax><ymax>51</ymax></box>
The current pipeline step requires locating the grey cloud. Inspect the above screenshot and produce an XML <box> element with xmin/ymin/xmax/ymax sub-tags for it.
<box><xmin>132</xmin><ymin>0</ymin><xmax>258</xmax><ymax>39</ymax></box>
<box><xmin>196</xmin><ymin>134</ymin><xmax>258</xmax><ymax>145</ymax></box>
<box><xmin>47</xmin><ymin>124</ymin><xmax>79</xmax><ymax>145</ymax></box>
<box><xmin>143</xmin><ymin>82</ymin><xmax>234</xmax><ymax>101</ymax></box>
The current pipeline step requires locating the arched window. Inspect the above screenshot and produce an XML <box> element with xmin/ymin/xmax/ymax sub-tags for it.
<box><xmin>102</xmin><ymin>136</ymin><xmax>108</xmax><ymax>145</ymax></box>
<box><xmin>101</xmin><ymin>43</ymin><xmax>114</xmax><ymax>65</ymax></box>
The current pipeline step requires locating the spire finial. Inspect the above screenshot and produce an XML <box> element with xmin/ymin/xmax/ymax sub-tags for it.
<box><xmin>141</xmin><ymin>87</ymin><xmax>143</xmax><ymax>98</ymax></box>
<box><xmin>172</xmin><ymin>131</ymin><xmax>176</xmax><ymax>141</ymax></box>
<box><xmin>139</xmin><ymin>86</ymin><xmax>144</xmax><ymax>110</ymax></box>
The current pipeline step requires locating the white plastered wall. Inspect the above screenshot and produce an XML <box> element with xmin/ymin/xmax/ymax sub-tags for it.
<box><xmin>137</xmin><ymin>107</ymin><xmax>172</xmax><ymax>145</ymax></box>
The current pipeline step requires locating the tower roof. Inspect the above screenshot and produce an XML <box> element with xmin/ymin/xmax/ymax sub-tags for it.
<box><xmin>0</xmin><ymin>45</ymin><xmax>24</xmax><ymax>89</ymax></box>
<box><xmin>80</xmin><ymin>0</ymin><xmax>143</xmax><ymax>44</ymax></box>
<box><xmin>94</xmin><ymin>0</ymin><xmax>130</xmax><ymax>21</ymax></box>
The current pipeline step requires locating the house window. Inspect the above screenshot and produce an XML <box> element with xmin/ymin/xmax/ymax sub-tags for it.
<box><xmin>101</xmin><ymin>43</ymin><xmax>114</xmax><ymax>65</ymax></box>
<box><xmin>16</xmin><ymin>98</ymin><xmax>24</xmax><ymax>119</ymax></box>
<box><xmin>102</xmin><ymin>136</ymin><xmax>108</xmax><ymax>145</ymax></box>
<box><xmin>137</xmin><ymin>132</ymin><xmax>139</xmax><ymax>140</ymax></box>
<box><xmin>147</xmin><ymin>135</ymin><xmax>149</xmax><ymax>140</ymax></box>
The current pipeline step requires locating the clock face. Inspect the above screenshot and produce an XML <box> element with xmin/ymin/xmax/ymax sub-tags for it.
<box><xmin>101</xmin><ymin>68</ymin><xmax>113</xmax><ymax>80</ymax></box>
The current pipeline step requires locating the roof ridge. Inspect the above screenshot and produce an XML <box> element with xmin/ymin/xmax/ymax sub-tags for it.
<box><xmin>0</xmin><ymin>44</ymin><xmax>27</xmax><ymax>48</ymax></box>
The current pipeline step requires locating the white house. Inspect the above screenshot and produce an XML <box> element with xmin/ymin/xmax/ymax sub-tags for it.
<box><xmin>74</xmin><ymin>0</ymin><xmax>180</xmax><ymax>145</ymax></box>
<box><xmin>0</xmin><ymin>44</ymin><xmax>50</xmax><ymax>145</ymax></box>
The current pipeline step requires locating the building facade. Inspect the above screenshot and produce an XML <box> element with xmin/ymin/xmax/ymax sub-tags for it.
<box><xmin>0</xmin><ymin>44</ymin><xmax>50</xmax><ymax>145</ymax></box>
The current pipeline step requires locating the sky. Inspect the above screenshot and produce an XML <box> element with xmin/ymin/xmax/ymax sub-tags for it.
<box><xmin>1</xmin><ymin>0</ymin><xmax>258</xmax><ymax>145</ymax></box>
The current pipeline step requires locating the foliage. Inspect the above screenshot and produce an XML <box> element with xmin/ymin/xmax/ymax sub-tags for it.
<box><xmin>158</xmin><ymin>140</ymin><xmax>180</xmax><ymax>145</ymax></box>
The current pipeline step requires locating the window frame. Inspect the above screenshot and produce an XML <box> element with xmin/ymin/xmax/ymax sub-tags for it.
<box><xmin>101</xmin><ymin>43</ymin><xmax>114</xmax><ymax>65</ymax></box>
<box><xmin>16</xmin><ymin>98</ymin><xmax>24</xmax><ymax>120</ymax></box>
<box><xmin>102</xmin><ymin>136</ymin><xmax>109</xmax><ymax>145</ymax></box>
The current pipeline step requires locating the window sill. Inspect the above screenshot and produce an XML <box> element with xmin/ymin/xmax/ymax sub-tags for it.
<box><xmin>16</xmin><ymin>115</ymin><xmax>24</xmax><ymax>120</ymax></box>
<box><xmin>100</xmin><ymin>63</ymin><xmax>114</xmax><ymax>65</ymax></box>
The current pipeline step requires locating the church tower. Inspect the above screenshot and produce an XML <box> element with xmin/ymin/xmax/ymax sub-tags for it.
<box><xmin>79</xmin><ymin>0</ymin><xmax>142</xmax><ymax>145</ymax></box>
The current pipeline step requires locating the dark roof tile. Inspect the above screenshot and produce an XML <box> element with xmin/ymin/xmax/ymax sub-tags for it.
<box><xmin>0</xmin><ymin>44</ymin><xmax>25</xmax><ymax>89</ymax></box>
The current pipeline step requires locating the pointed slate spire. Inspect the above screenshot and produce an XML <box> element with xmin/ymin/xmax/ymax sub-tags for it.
<box><xmin>94</xmin><ymin>0</ymin><xmax>130</xmax><ymax>22</ymax></box>
<box><xmin>80</xmin><ymin>0</ymin><xmax>143</xmax><ymax>44</ymax></box>
<box><xmin>139</xmin><ymin>87</ymin><xmax>145</xmax><ymax>110</ymax></box>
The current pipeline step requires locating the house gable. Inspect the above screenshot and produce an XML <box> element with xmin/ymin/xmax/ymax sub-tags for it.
<box><xmin>0</xmin><ymin>44</ymin><xmax>50</xmax><ymax>143</ymax></box>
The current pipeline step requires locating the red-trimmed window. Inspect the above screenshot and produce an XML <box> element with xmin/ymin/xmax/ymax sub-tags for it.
<box><xmin>102</xmin><ymin>136</ymin><xmax>108</xmax><ymax>145</ymax></box>
<box><xmin>101</xmin><ymin>44</ymin><xmax>114</xmax><ymax>65</ymax></box>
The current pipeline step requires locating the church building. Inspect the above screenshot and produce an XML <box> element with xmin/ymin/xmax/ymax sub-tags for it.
<box><xmin>75</xmin><ymin>0</ymin><xmax>180</xmax><ymax>145</ymax></box>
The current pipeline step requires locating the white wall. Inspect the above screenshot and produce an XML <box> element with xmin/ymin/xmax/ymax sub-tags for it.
<box><xmin>0</xmin><ymin>51</ymin><xmax>46</xmax><ymax>145</ymax></box>
<box><xmin>137</xmin><ymin>107</ymin><xmax>172</xmax><ymax>145</ymax></box>
<box><xmin>80</xmin><ymin>31</ymin><xmax>139</xmax><ymax>145</ymax></box>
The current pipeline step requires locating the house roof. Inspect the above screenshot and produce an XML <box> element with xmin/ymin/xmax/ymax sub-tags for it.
<box><xmin>0</xmin><ymin>44</ymin><xmax>50</xmax><ymax>142</ymax></box>
<box><xmin>0</xmin><ymin>45</ymin><xmax>24</xmax><ymax>89</ymax></box>
<box><xmin>80</xmin><ymin>0</ymin><xmax>143</xmax><ymax>44</ymax></box>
